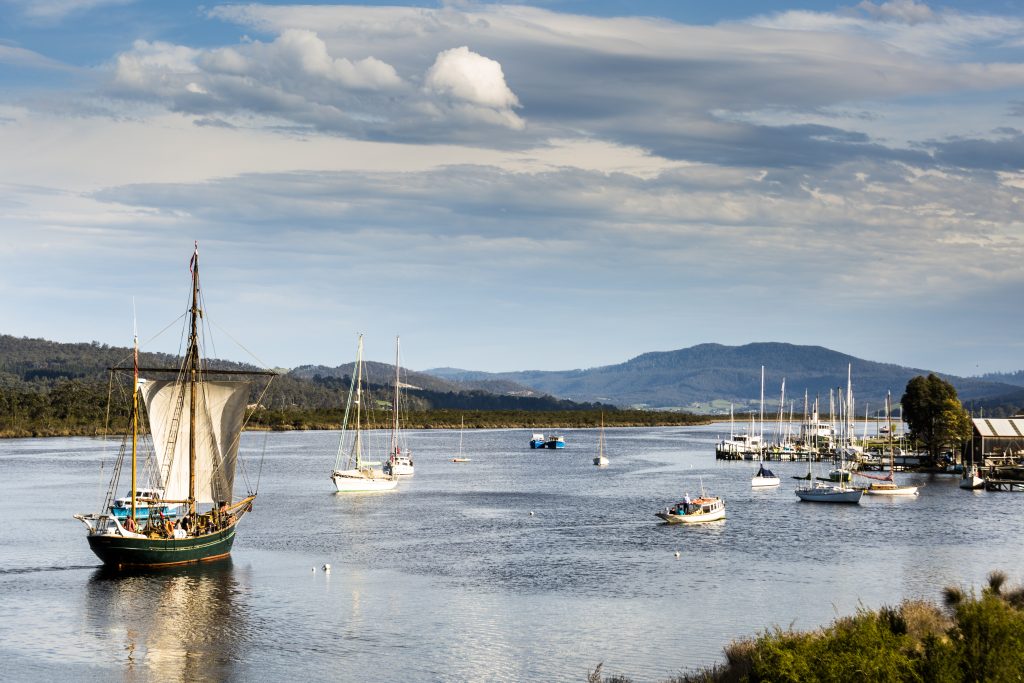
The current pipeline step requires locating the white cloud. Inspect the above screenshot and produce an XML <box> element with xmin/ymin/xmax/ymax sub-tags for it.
<box><xmin>6</xmin><ymin>2</ymin><xmax>1024</xmax><ymax>373</ymax></box>
<box><xmin>0</xmin><ymin>44</ymin><xmax>74</xmax><ymax>71</ymax></box>
<box><xmin>107</xmin><ymin>31</ymin><xmax>404</xmax><ymax>126</ymax></box>
<box><xmin>760</xmin><ymin>6</ymin><xmax>1024</xmax><ymax>59</ymax></box>
<box><xmin>425</xmin><ymin>46</ymin><xmax>520</xmax><ymax>110</ymax></box>
<box><xmin>424</xmin><ymin>46</ymin><xmax>524</xmax><ymax>130</ymax></box>
<box><xmin>855</xmin><ymin>0</ymin><xmax>935</xmax><ymax>24</ymax></box>
<box><xmin>112</xmin><ymin>40</ymin><xmax>201</xmax><ymax>95</ymax></box>
<box><xmin>12</xmin><ymin>0</ymin><xmax>132</xmax><ymax>21</ymax></box>
<box><xmin>240</xmin><ymin>29</ymin><xmax>403</xmax><ymax>91</ymax></box>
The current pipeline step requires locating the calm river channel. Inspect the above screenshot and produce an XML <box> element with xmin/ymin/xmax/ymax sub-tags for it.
<box><xmin>2</xmin><ymin>424</ymin><xmax>1023</xmax><ymax>682</ymax></box>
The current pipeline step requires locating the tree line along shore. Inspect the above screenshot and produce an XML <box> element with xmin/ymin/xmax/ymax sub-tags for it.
<box><xmin>0</xmin><ymin>372</ymin><xmax>972</xmax><ymax>461</ymax></box>
<box><xmin>0</xmin><ymin>403</ymin><xmax>714</xmax><ymax>439</ymax></box>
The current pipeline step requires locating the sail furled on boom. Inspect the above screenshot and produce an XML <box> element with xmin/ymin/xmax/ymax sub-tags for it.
<box><xmin>140</xmin><ymin>379</ymin><xmax>249</xmax><ymax>504</ymax></box>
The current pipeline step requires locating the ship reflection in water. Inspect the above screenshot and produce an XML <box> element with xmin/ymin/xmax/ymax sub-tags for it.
<box><xmin>85</xmin><ymin>559</ymin><xmax>246</xmax><ymax>680</ymax></box>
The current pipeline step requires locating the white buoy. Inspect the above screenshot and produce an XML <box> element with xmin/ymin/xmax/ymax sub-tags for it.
<box><xmin>529</xmin><ymin>511</ymin><xmax>534</xmax><ymax>516</ymax></box>
<box><xmin>323</xmin><ymin>563</ymin><xmax>331</xmax><ymax>573</ymax></box>
<box><xmin>674</xmin><ymin>551</ymin><xmax>681</xmax><ymax>558</ymax></box>
<box><xmin>311</xmin><ymin>567</ymin><xmax>316</xmax><ymax>572</ymax></box>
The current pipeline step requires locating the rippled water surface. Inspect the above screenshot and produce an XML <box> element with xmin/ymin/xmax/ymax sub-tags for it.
<box><xmin>2</xmin><ymin>425</ymin><xmax>1023</xmax><ymax>682</ymax></box>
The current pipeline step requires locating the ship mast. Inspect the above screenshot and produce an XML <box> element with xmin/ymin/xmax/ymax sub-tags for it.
<box><xmin>391</xmin><ymin>336</ymin><xmax>400</xmax><ymax>457</ymax></box>
<box><xmin>130</xmin><ymin>302</ymin><xmax>139</xmax><ymax>522</ymax></box>
<box><xmin>354</xmin><ymin>335</ymin><xmax>364</xmax><ymax>469</ymax></box>
<box><xmin>188</xmin><ymin>242</ymin><xmax>200</xmax><ymax>517</ymax></box>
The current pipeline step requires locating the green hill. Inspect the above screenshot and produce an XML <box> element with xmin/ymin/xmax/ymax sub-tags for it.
<box><xmin>0</xmin><ymin>334</ymin><xmax>606</xmax><ymax>436</ymax></box>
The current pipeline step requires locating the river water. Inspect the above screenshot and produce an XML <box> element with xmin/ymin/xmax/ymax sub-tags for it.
<box><xmin>2</xmin><ymin>424</ymin><xmax>1022</xmax><ymax>682</ymax></box>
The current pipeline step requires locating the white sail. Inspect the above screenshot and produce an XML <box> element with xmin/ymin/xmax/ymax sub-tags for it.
<box><xmin>141</xmin><ymin>379</ymin><xmax>249</xmax><ymax>504</ymax></box>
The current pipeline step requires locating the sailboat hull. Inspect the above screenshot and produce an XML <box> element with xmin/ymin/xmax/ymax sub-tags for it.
<box><xmin>864</xmin><ymin>484</ymin><xmax>919</xmax><ymax>496</ymax></box>
<box><xmin>87</xmin><ymin>523</ymin><xmax>237</xmax><ymax>569</ymax></box>
<box><xmin>795</xmin><ymin>486</ymin><xmax>862</xmax><ymax>503</ymax></box>
<box><xmin>332</xmin><ymin>470</ymin><xmax>398</xmax><ymax>492</ymax></box>
<box><xmin>959</xmin><ymin>477</ymin><xmax>984</xmax><ymax>490</ymax></box>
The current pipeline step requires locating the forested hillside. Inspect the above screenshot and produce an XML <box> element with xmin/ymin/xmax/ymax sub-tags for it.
<box><xmin>0</xmin><ymin>334</ymin><xmax>610</xmax><ymax>436</ymax></box>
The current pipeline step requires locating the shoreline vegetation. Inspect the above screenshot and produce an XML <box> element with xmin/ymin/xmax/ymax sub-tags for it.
<box><xmin>590</xmin><ymin>571</ymin><xmax>1024</xmax><ymax>683</ymax></box>
<box><xmin>0</xmin><ymin>408</ymin><xmax>714</xmax><ymax>439</ymax></box>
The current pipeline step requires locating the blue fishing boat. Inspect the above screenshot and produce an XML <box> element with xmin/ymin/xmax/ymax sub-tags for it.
<box><xmin>545</xmin><ymin>435</ymin><xmax>566</xmax><ymax>449</ymax></box>
<box><xmin>529</xmin><ymin>433</ymin><xmax>546</xmax><ymax>448</ymax></box>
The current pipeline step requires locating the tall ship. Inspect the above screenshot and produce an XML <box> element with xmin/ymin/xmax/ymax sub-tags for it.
<box><xmin>74</xmin><ymin>244</ymin><xmax>276</xmax><ymax>568</ymax></box>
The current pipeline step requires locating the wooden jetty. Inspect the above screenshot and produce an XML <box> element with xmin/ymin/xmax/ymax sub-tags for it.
<box><xmin>984</xmin><ymin>479</ymin><xmax>1024</xmax><ymax>492</ymax></box>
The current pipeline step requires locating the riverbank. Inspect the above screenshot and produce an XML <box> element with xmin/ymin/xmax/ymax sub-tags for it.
<box><xmin>0</xmin><ymin>408</ymin><xmax>714</xmax><ymax>438</ymax></box>
<box><xmin>594</xmin><ymin>571</ymin><xmax>1024</xmax><ymax>683</ymax></box>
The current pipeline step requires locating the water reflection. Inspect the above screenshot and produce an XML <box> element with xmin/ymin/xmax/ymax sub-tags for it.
<box><xmin>85</xmin><ymin>559</ymin><xmax>247</xmax><ymax>682</ymax></box>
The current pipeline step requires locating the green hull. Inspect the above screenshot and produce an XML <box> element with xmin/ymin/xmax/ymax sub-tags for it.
<box><xmin>88</xmin><ymin>523</ymin><xmax>238</xmax><ymax>569</ymax></box>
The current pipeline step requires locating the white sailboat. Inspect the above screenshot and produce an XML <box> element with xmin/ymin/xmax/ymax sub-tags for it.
<box><xmin>960</xmin><ymin>464</ymin><xmax>984</xmax><ymax>490</ymax></box>
<box><xmin>795</xmin><ymin>396</ymin><xmax>862</xmax><ymax>504</ymax></box>
<box><xmin>751</xmin><ymin>462</ymin><xmax>780</xmax><ymax>487</ymax></box>
<box><xmin>383</xmin><ymin>336</ymin><xmax>414</xmax><ymax>477</ymax></box>
<box><xmin>593</xmin><ymin>414</ymin><xmax>609</xmax><ymax>467</ymax></box>
<box><xmin>752</xmin><ymin>376</ymin><xmax>782</xmax><ymax>487</ymax></box>
<box><xmin>959</xmin><ymin>420</ymin><xmax>984</xmax><ymax>490</ymax></box>
<box><xmin>863</xmin><ymin>392</ymin><xmax>919</xmax><ymax>497</ymax></box>
<box><xmin>452</xmin><ymin>416</ymin><xmax>471</xmax><ymax>462</ymax></box>
<box><xmin>331</xmin><ymin>335</ymin><xmax>399</xmax><ymax>492</ymax></box>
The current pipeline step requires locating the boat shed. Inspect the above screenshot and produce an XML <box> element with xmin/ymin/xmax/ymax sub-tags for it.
<box><xmin>972</xmin><ymin>418</ymin><xmax>1024</xmax><ymax>464</ymax></box>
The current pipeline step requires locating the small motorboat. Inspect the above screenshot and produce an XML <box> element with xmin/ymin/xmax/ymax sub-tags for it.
<box><xmin>451</xmin><ymin>458</ymin><xmax>471</xmax><ymax>463</ymax></box>
<box><xmin>656</xmin><ymin>496</ymin><xmax>725</xmax><ymax>524</ymax></box>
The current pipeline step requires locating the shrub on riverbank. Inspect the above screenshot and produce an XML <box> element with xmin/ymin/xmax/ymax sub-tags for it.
<box><xmin>592</xmin><ymin>571</ymin><xmax>1024</xmax><ymax>683</ymax></box>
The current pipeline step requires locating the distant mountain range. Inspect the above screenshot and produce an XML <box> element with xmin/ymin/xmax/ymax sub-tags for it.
<box><xmin>290</xmin><ymin>362</ymin><xmax>537</xmax><ymax>397</ymax></box>
<box><xmin>426</xmin><ymin>342</ymin><xmax>1020</xmax><ymax>413</ymax></box>
<box><xmin>3</xmin><ymin>335</ymin><xmax>1021</xmax><ymax>415</ymax></box>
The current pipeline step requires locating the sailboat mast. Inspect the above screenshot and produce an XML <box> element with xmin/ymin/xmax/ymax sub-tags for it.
<box><xmin>887</xmin><ymin>391</ymin><xmax>894</xmax><ymax>476</ymax></box>
<box><xmin>759</xmin><ymin>366</ymin><xmax>765</xmax><ymax>452</ymax></box>
<box><xmin>392</xmin><ymin>336</ymin><xmax>400</xmax><ymax>456</ymax></box>
<box><xmin>354</xmin><ymin>335</ymin><xmax>364</xmax><ymax>469</ymax></box>
<box><xmin>188</xmin><ymin>242</ymin><xmax>200</xmax><ymax>516</ymax></box>
<box><xmin>776</xmin><ymin>378</ymin><xmax>785</xmax><ymax>448</ymax></box>
<box><xmin>846</xmin><ymin>364</ymin><xmax>853</xmax><ymax>449</ymax></box>
<box><xmin>130</xmin><ymin>306</ymin><xmax>139</xmax><ymax>521</ymax></box>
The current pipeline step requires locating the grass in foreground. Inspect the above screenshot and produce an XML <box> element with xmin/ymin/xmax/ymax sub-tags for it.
<box><xmin>590</xmin><ymin>570</ymin><xmax>1024</xmax><ymax>683</ymax></box>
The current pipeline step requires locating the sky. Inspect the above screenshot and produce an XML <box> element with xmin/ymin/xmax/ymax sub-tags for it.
<box><xmin>2</xmin><ymin>0</ymin><xmax>1024</xmax><ymax>376</ymax></box>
